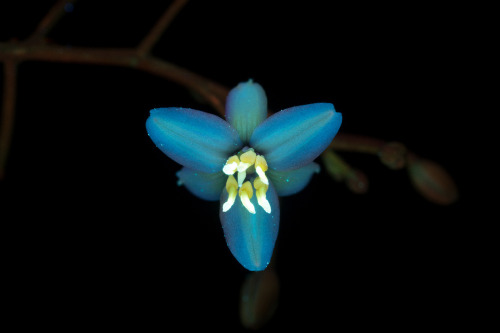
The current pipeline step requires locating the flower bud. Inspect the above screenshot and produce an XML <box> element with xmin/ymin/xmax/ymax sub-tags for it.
<box><xmin>321</xmin><ymin>149</ymin><xmax>349</xmax><ymax>182</ymax></box>
<box><xmin>408</xmin><ymin>158</ymin><xmax>458</xmax><ymax>205</ymax></box>
<box><xmin>240</xmin><ymin>268</ymin><xmax>279</xmax><ymax>329</ymax></box>
<box><xmin>346</xmin><ymin>169</ymin><xmax>369</xmax><ymax>194</ymax></box>
<box><xmin>379</xmin><ymin>141</ymin><xmax>407</xmax><ymax>170</ymax></box>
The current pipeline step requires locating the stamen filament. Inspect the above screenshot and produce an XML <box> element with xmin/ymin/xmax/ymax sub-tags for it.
<box><xmin>255</xmin><ymin>155</ymin><xmax>269</xmax><ymax>185</ymax></box>
<box><xmin>237</xmin><ymin>170</ymin><xmax>246</xmax><ymax>187</ymax></box>
<box><xmin>256</xmin><ymin>189</ymin><xmax>271</xmax><ymax>213</ymax></box>
<box><xmin>237</xmin><ymin>162</ymin><xmax>252</xmax><ymax>173</ymax></box>
<box><xmin>223</xmin><ymin>192</ymin><xmax>236</xmax><ymax>212</ymax></box>
<box><xmin>255</xmin><ymin>166</ymin><xmax>269</xmax><ymax>185</ymax></box>
<box><xmin>221</xmin><ymin>152</ymin><xmax>271</xmax><ymax>212</ymax></box>
<box><xmin>239</xmin><ymin>181</ymin><xmax>256</xmax><ymax>214</ymax></box>
<box><xmin>222</xmin><ymin>175</ymin><xmax>238</xmax><ymax>212</ymax></box>
<box><xmin>254</xmin><ymin>177</ymin><xmax>271</xmax><ymax>214</ymax></box>
<box><xmin>223</xmin><ymin>155</ymin><xmax>240</xmax><ymax>175</ymax></box>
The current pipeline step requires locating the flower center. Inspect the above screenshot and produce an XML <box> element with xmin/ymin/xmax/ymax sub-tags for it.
<box><xmin>221</xmin><ymin>148</ymin><xmax>271</xmax><ymax>214</ymax></box>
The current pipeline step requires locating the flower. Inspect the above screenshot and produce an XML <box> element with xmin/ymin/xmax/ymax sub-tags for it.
<box><xmin>146</xmin><ymin>80</ymin><xmax>342</xmax><ymax>271</ymax></box>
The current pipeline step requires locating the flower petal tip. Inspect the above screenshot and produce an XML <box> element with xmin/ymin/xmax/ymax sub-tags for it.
<box><xmin>219</xmin><ymin>181</ymin><xmax>280</xmax><ymax>271</ymax></box>
<box><xmin>226</xmin><ymin>80</ymin><xmax>268</xmax><ymax>143</ymax></box>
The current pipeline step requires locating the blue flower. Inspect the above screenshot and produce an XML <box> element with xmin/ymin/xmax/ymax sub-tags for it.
<box><xmin>146</xmin><ymin>80</ymin><xmax>342</xmax><ymax>271</ymax></box>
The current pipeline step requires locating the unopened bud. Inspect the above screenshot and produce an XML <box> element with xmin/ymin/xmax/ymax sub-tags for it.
<box><xmin>379</xmin><ymin>142</ymin><xmax>407</xmax><ymax>170</ymax></box>
<box><xmin>346</xmin><ymin>169</ymin><xmax>369</xmax><ymax>194</ymax></box>
<box><xmin>321</xmin><ymin>150</ymin><xmax>350</xmax><ymax>182</ymax></box>
<box><xmin>408</xmin><ymin>158</ymin><xmax>458</xmax><ymax>205</ymax></box>
<box><xmin>240</xmin><ymin>268</ymin><xmax>279</xmax><ymax>330</ymax></box>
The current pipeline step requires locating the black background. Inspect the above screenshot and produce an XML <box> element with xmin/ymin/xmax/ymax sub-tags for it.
<box><xmin>1</xmin><ymin>1</ymin><xmax>475</xmax><ymax>331</ymax></box>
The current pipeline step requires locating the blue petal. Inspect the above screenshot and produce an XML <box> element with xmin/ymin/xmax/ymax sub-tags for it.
<box><xmin>176</xmin><ymin>167</ymin><xmax>226</xmax><ymax>201</ymax></box>
<box><xmin>225</xmin><ymin>80</ymin><xmax>268</xmax><ymax>143</ymax></box>
<box><xmin>146</xmin><ymin>108</ymin><xmax>242</xmax><ymax>173</ymax></box>
<box><xmin>267</xmin><ymin>162</ymin><xmax>320</xmax><ymax>196</ymax></box>
<box><xmin>219</xmin><ymin>180</ymin><xmax>280</xmax><ymax>271</ymax></box>
<box><xmin>249</xmin><ymin>103</ymin><xmax>342</xmax><ymax>171</ymax></box>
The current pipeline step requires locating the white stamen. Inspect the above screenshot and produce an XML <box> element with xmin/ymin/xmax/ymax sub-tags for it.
<box><xmin>254</xmin><ymin>177</ymin><xmax>271</xmax><ymax>214</ymax></box>
<box><xmin>223</xmin><ymin>175</ymin><xmax>238</xmax><ymax>213</ymax></box>
<box><xmin>257</xmin><ymin>196</ymin><xmax>271</xmax><ymax>214</ymax></box>
<box><xmin>223</xmin><ymin>162</ymin><xmax>238</xmax><ymax>175</ymax></box>
<box><xmin>256</xmin><ymin>166</ymin><xmax>269</xmax><ymax>185</ymax></box>
<box><xmin>240</xmin><ymin>193</ymin><xmax>256</xmax><ymax>214</ymax></box>
<box><xmin>237</xmin><ymin>162</ymin><xmax>251</xmax><ymax>173</ymax></box>
<box><xmin>222</xmin><ymin>194</ymin><xmax>236</xmax><ymax>212</ymax></box>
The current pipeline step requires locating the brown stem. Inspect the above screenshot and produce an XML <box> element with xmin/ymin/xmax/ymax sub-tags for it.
<box><xmin>27</xmin><ymin>0</ymin><xmax>79</xmax><ymax>44</ymax></box>
<box><xmin>0</xmin><ymin>42</ymin><xmax>229</xmax><ymax>115</ymax></box>
<box><xmin>2</xmin><ymin>0</ymin><xmax>451</xmax><ymax>195</ymax></box>
<box><xmin>0</xmin><ymin>40</ymin><xmax>419</xmax><ymax>182</ymax></box>
<box><xmin>329</xmin><ymin>133</ymin><xmax>385</xmax><ymax>154</ymax></box>
<box><xmin>138</xmin><ymin>56</ymin><xmax>228</xmax><ymax>114</ymax></box>
<box><xmin>0</xmin><ymin>60</ymin><xmax>18</xmax><ymax>180</ymax></box>
<box><xmin>137</xmin><ymin>0</ymin><xmax>190</xmax><ymax>56</ymax></box>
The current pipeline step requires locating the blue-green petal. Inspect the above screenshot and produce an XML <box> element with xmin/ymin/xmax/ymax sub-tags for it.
<box><xmin>249</xmin><ymin>103</ymin><xmax>342</xmax><ymax>171</ymax></box>
<box><xmin>146</xmin><ymin>108</ymin><xmax>242</xmax><ymax>173</ymax></box>
<box><xmin>219</xmin><ymin>180</ymin><xmax>280</xmax><ymax>271</ymax></box>
<box><xmin>225</xmin><ymin>80</ymin><xmax>268</xmax><ymax>143</ymax></box>
<box><xmin>267</xmin><ymin>162</ymin><xmax>320</xmax><ymax>196</ymax></box>
<box><xmin>176</xmin><ymin>167</ymin><xmax>226</xmax><ymax>201</ymax></box>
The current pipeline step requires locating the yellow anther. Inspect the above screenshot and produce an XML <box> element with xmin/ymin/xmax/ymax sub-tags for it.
<box><xmin>255</xmin><ymin>155</ymin><xmax>269</xmax><ymax>185</ymax></box>
<box><xmin>222</xmin><ymin>151</ymin><xmax>269</xmax><ymax>192</ymax></box>
<box><xmin>255</xmin><ymin>155</ymin><xmax>268</xmax><ymax>171</ymax></box>
<box><xmin>226</xmin><ymin>174</ymin><xmax>238</xmax><ymax>191</ymax></box>
<box><xmin>237</xmin><ymin>149</ymin><xmax>256</xmax><ymax>175</ymax></box>
<box><xmin>223</xmin><ymin>155</ymin><xmax>240</xmax><ymax>175</ymax></box>
<box><xmin>239</xmin><ymin>181</ymin><xmax>256</xmax><ymax>214</ymax></box>
<box><xmin>240</xmin><ymin>149</ymin><xmax>257</xmax><ymax>165</ymax></box>
<box><xmin>254</xmin><ymin>177</ymin><xmax>271</xmax><ymax>214</ymax></box>
<box><xmin>222</xmin><ymin>175</ymin><xmax>238</xmax><ymax>212</ymax></box>
<box><xmin>253</xmin><ymin>176</ymin><xmax>268</xmax><ymax>191</ymax></box>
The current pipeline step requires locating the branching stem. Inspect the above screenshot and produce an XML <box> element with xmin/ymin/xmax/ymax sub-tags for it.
<box><xmin>0</xmin><ymin>0</ymin><xmax>434</xmax><ymax>186</ymax></box>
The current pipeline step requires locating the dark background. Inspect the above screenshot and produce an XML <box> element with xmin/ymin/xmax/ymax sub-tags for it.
<box><xmin>1</xmin><ymin>1</ymin><xmax>474</xmax><ymax>331</ymax></box>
